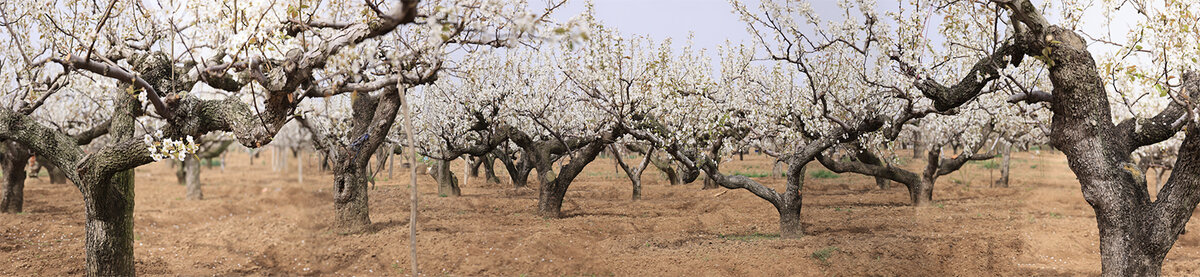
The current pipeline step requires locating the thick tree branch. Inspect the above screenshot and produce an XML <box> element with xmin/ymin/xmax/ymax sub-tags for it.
<box><xmin>1119</xmin><ymin>71</ymin><xmax>1200</xmax><ymax>150</ymax></box>
<box><xmin>1007</xmin><ymin>90</ymin><xmax>1053</xmax><ymax>104</ymax></box>
<box><xmin>816</xmin><ymin>151</ymin><xmax>921</xmax><ymax>187</ymax></box>
<box><xmin>165</xmin><ymin>96</ymin><xmax>283</xmax><ymax>148</ymax></box>
<box><xmin>892</xmin><ymin>44</ymin><xmax>1015</xmax><ymax>112</ymax></box>
<box><xmin>52</xmin><ymin>55</ymin><xmax>171</xmax><ymax>117</ymax></box>
<box><xmin>73</xmin><ymin>119</ymin><xmax>111</xmax><ymax>145</ymax></box>
<box><xmin>0</xmin><ymin>108</ymin><xmax>85</xmax><ymax>180</ymax></box>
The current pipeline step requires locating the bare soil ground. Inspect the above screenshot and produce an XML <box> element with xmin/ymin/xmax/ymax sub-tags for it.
<box><xmin>3</xmin><ymin>149</ymin><xmax>1200</xmax><ymax>276</ymax></box>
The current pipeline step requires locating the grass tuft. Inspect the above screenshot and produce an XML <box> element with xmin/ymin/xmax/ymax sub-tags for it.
<box><xmin>731</xmin><ymin>171</ymin><xmax>769</xmax><ymax>178</ymax></box>
<box><xmin>812</xmin><ymin>246</ymin><xmax>839</xmax><ymax>262</ymax></box>
<box><xmin>810</xmin><ymin>170</ymin><xmax>839</xmax><ymax>179</ymax></box>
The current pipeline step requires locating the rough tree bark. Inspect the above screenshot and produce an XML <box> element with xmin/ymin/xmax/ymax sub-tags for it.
<box><xmin>495</xmin><ymin>148</ymin><xmax>534</xmax><ymax>188</ymax></box>
<box><xmin>304</xmin><ymin>89</ymin><xmax>402</xmax><ymax>233</ymax></box>
<box><xmin>0</xmin><ymin>65</ymin><xmax>288</xmax><ymax>277</ymax></box>
<box><xmin>331</xmin><ymin>162</ymin><xmax>371</xmax><ymax>232</ymax></box>
<box><xmin>777</xmin><ymin>165</ymin><xmax>806</xmax><ymax>238</ymax></box>
<box><xmin>431</xmin><ymin>158</ymin><xmax>461</xmax><ymax>197</ymax></box>
<box><xmin>919</xmin><ymin>1</ymin><xmax>1200</xmax><ymax>273</ymax></box>
<box><xmin>0</xmin><ymin>142</ymin><xmax>31</xmax><ymax>213</ymax></box>
<box><xmin>79</xmin><ymin>93</ymin><xmax>141</xmax><ymax>276</ymax></box>
<box><xmin>512</xmin><ymin>127</ymin><xmax>623</xmax><ymax>218</ymax></box>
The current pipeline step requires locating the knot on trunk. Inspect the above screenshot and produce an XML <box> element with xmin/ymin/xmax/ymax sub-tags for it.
<box><xmin>333</xmin><ymin>174</ymin><xmax>357</xmax><ymax>203</ymax></box>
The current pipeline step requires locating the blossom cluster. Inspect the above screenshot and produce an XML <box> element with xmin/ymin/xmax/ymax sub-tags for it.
<box><xmin>143</xmin><ymin>131</ymin><xmax>200</xmax><ymax>161</ymax></box>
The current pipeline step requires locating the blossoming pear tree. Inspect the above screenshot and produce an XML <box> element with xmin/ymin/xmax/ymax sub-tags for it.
<box><xmin>291</xmin><ymin>0</ymin><xmax>573</xmax><ymax>229</ymax></box>
<box><xmin>862</xmin><ymin>0</ymin><xmax>1200</xmax><ymax>274</ymax></box>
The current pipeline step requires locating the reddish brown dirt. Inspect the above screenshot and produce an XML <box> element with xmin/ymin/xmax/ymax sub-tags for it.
<box><xmin>3</xmin><ymin>149</ymin><xmax>1200</xmax><ymax>276</ymax></box>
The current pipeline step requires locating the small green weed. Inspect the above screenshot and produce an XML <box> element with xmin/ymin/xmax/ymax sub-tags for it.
<box><xmin>812</xmin><ymin>246</ymin><xmax>839</xmax><ymax>262</ymax></box>
<box><xmin>732</xmin><ymin>171</ymin><xmax>769</xmax><ymax>178</ymax></box>
<box><xmin>810</xmin><ymin>170</ymin><xmax>839</xmax><ymax>179</ymax></box>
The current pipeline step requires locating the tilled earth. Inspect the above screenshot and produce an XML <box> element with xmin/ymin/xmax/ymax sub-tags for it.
<box><xmin>2</xmin><ymin>150</ymin><xmax>1200</xmax><ymax>276</ymax></box>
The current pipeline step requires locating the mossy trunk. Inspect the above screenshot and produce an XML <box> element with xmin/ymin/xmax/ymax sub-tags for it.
<box><xmin>83</xmin><ymin>170</ymin><xmax>136</xmax><ymax>276</ymax></box>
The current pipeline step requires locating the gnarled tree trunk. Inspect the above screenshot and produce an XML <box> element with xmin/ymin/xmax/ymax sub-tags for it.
<box><xmin>496</xmin><ymin>149</ymin><xmax>533</xmax><ymax>188</ymax></box>
<box><xmin>918</xmin><ymin>4</ymin><xmax>1200</xmax><ymax>273</ymax></box>
<box><xmin>80</xmin><ymin>92</ymin><xmax>141</xmax><ymax>276</ymax></box>
<box><xmin>776</xmin><ymin>204</ymin><xmax>803</xmax><ymax>238</ymax></box>
<box><xmin>82</xmin><ymin>170</ymin><xmax>136</xmax><ymax>276</ymax></box>
<box><xmin>778</xmin><ymin>165</ymin><xmax>806</xmax><ymax>238</ymax></box>
<box><xmin>307</xmin><ymin>88</ymin><xmax>401</xmax><ymax>234</ymax></box>
<box><xmin>855</xmin><ymin>147</ymin><xmax>891</xmax><ymax>190</ymax></box>
<box><xmin>480</xmin><ymin>155</ymin><xmax>501</xmax><ymax>184</ymax></box>
<box><xmin>529</xmin><ymin>131</ymin><xmax>619</xmax><ymax>218</ymax></box>
<box><xmin>0</xmin><ymin>142</ymin><xmax>30</xmax><ymax>213</ymax></box>
<box><xmin>910</xmin><ymin>178</ymin><xmax>934</xmax><ymax>207</ymax></box>
<box><xmin>432</xmin><ymin>158</ymin><xmax>461</xmax><ymax>197</ymax></box>
<box><xmin>332</xmin><ymin>163</ymin><xmax>371</xmax><ymax>232</ymax></box>
<box><xmin>536</xmin><ymin>181</ymin><xmax>569</xmax><ymax>218</ymax></box>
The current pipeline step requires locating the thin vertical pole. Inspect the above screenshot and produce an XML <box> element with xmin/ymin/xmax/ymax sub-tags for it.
<box><xmin>399</xmin><ymin>85</ymin><xmax>419</xmax><ymax>275</ymax></box>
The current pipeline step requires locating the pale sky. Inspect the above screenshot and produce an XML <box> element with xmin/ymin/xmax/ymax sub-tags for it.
<box><xmin>535</xmin><ymin>0</ymin><xmax>903</xmax><ymax>71</ymax></box>
<box><xmin>535</xmin><ymin>0</ymin><xmax>1138</xmax><ymax>67</ymax></box>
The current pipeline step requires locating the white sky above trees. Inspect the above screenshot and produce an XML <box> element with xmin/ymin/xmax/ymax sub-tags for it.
<box><xmin>535</xmin><ymin>0</ymin><xmax>909</xmax><ymax>71</ymax></box>
<box><xmin>533</xmin><ymin>0</ymin><xmax>1143</xmax><ymax>73</ymax></box>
